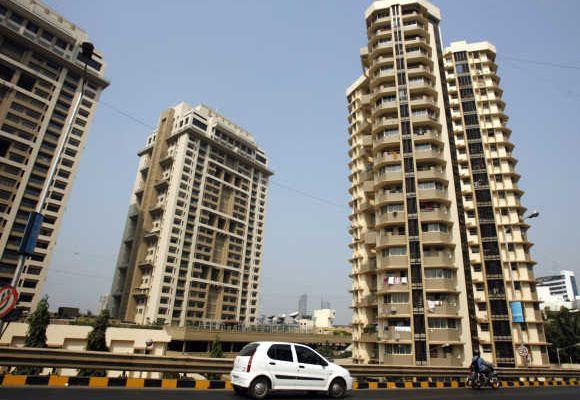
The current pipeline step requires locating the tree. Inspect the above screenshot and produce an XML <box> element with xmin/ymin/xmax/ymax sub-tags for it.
<box><xmin>15</xmin><ymin>296</ymin><xmax>50</xmax><ymax>374</ymax></box>
<box><xmin>24</xmin><ymin>296</ymin><xmax>50</xmax><ymax>348</ymax></box>
<box><xmin>316</xmin><ymin>341</ymin><xmax>335</xmax><ymax>359</ymax></box>
<box><xmin>210</xmin><ymin>337</ymin><xmax>224</xmax><ymax>358</ymax></box>
<box><xmin>86</xmin><ymin>309</ymin><xmax>109</xmax><ymax>352</ymax></box>
<box><xmin>78</xmin><ymin>310</ymin><xmax>110</xmax><ymax>377</ymax></box>
<box><xmin>544</xmin><ymin>308</ymin><xmax>580</xmax><ymax>364</ymax></box>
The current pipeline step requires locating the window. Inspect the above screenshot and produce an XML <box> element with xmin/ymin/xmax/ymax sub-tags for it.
<box><xmin>26</xmin><ymin>21</ymin><xmax>39</xmax><ymax>33</ymax></box>
<box><xmin>385</xmin><ymin>344</ymin><xmax>412</xmax><ymax>355</ymax></box>
<box><xmin>295</xmin><ymin>345</ymin><xmax>325</xmax><ymax>365</ymax></box>
<box><xmin>267</xmin><ymin>344</ymin><xmax>293</xmax><ymax>362</ymax></box>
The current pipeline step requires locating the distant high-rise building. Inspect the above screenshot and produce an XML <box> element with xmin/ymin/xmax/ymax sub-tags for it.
<box><xmin>109</xmin><ymin>103</ymin><xmax>272</xmax><ymax>326</ymax></box>
<box><xmin>0</xmin><ymin>0</ymin><xmax>108</xmax><ymax>311</ymax></box>
<box><xmin>347</xmin><ymin>0</ymin><xmax>547</xmax><ymax>367</ymax></box>
<box><xmin>298</xmin><ymin>293</ymin><xmax>308</xmax><ymax>317</ymax></box>
<box><xmin>536</xmin><ymin>270</ymin><xmax>579</xmax><ymax>310</ymax></box>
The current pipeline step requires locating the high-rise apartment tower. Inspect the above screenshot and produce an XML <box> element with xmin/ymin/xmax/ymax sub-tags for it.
<box><xmin>0</xmin><ymin>0</ymin><xmax>107</xmax><ymax>311</ymax></box>
<box><xmin>444</xmin><ymin>40</ymin><xmax>547</xmax><ymax>367</ymax></box>
<box><xmin>347</xmin><ymin>0</ymin><xmax>547</xmax><ymax>367</ymax></box>
<box><xmin>110</xmin><ymin>103</ymin><xmax>272</xmax><ymax>326</ymax></box>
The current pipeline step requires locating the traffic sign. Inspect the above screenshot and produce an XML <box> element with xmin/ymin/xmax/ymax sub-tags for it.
<box><xmin>0</xmin><ymin>286</ymin><xmax>19</xmax><ymax>319</ymax></box>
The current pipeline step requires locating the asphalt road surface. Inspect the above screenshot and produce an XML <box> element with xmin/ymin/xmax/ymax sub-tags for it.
<box><xmin>0</xmin><ymin>386</ymin><xmax>578</xmax><ymax>400</ymax></box>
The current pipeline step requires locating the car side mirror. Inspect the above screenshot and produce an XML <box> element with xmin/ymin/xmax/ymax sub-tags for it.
<box><xmin>320</xmin><ymin>360</ymin><xmax>329</xmax><ymax>367</ymax></box>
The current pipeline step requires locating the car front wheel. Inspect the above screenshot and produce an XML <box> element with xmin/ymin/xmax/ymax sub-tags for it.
<box><xmin>328</xmin><ymin>378</ymin><xmax>346</xmax><ymax>398</ymax></box>
<box><xmin>249</xmin><ymin>376</ymin><xmax>270</xmax><ymax>399</ymax></box>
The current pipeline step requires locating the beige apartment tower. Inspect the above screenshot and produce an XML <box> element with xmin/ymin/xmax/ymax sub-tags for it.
<box><xmin>110</xmin><ymin>103</ymin><xmax>272</xmax><ymax>327</ymax></box>
<box><xmin>0</xmin><ymin>0</ymin><xmax>107</xmax><ymax>311</ymax></box>
<box><xmin>443</xmin><ymin>41</ymin><xmax>547</xmax><ymax>366</ymax></box>
<box><xmin>347</xmin><ymin>0</ymin><xmax>547</xmax><ymax>367</ymax></box>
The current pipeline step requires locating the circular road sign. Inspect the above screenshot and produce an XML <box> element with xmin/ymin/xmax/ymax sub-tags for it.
<box><xmin>518</xmin><ymin>345</ymin><xmax>529</xmax><ymax>357</ymax></box>
<box><xmin>0</xmin><ymin>286</ymin><xmax>19</xmax><ymax>319</ymax></box>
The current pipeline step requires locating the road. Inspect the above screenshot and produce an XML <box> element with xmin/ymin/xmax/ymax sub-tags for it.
<box><xmin>0</xmin><ymin>386</ymin><xmax>577</xmax><ymax>400</ymax></box>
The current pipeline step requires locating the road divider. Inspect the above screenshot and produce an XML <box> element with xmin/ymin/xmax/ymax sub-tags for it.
<box><xmin>0</xmin><ymin>374</ymin><xmax>577</xmax><ymax>389</ymax></box>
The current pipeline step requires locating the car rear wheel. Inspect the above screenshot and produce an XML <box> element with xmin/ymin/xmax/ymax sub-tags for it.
<box><xmin>233</xmin><ymin>384</ymin><xmax>247</xmax><ymax>396</ymax></box>
<box><xmin>328</xmin><ymin>378</ymin><xmax>346</xmax><ymax>398</ymax></box>
<box><xmin>249</xmin><ymin>376</ymin><xmax>270</xmax><ymax>399</ymax></box>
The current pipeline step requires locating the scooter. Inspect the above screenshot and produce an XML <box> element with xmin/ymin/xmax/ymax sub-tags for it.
<box><xmin>467</xmin><ymin>367</ymin><xmax>500</xmax><ymax>389</ymax></box>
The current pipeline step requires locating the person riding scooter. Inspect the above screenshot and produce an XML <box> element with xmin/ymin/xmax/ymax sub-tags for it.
<box><xmin>471</xmin><ymin>351</ymin><xmax>494</xmax><ymax>382</ymax></box>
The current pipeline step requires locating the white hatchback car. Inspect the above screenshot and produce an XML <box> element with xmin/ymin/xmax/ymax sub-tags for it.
<box><xmin>230</xmin><ymin>341</ymin><xmax>353</xmax><ymax>399</ymax></box>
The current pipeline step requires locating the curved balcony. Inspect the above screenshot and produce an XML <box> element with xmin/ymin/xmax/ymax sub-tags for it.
<box><xmin>403</xmin><ymin>21</ymin><xmax>426</xmax><ymax>33</ymax></box>
<box><xmin>420</xmin><ymin>208</ymin><xmax>450</xmax><ymax>222</ymax></box>
<box><xmin>418</xmin><ymin>188</ymin><xmax>449</xmax><ymax>202</ymax></box>
<box><xmin>407</xmin><ymin>64</ymin><xmax>433</xmax><ymax>78</ymax></box>
<box><xmin>372</xmin><ymin>67</ymin><xmax>396</xmax><ymax>85</ymax></box>
<box><xmin>374</xmin><ymin>133</ymin><xmax>400</xmax><ymax>150</ymax></box>
<box><xmin>377</xmin><ymin>234</ymin><xmax>407</xmax><ymax>249</ymax></box>
<box><xmin>374</xmin><ymin>170</ymin><xmax>404</xmax><ymax>185</ymax></box>
<box><xmin>376</xmin><ymin>211</ymin><xmax>406</xmax><ymax>226</ymax></box>
<box><xmin>415</xmin><ymin>149</ymin><xmax>444</xmax><ymax>162</ymax></box>
<box><xmin>370</xmin><ymin>55</ymin><xmax>394</xmax><ymax>72</ymax></box>
<box><xmin>422</xmin><ymin>253</ymin><xmax>454</xmax><ymax>267</ymax></box>
<box><xmin>371</xmin><ymin>84</ymin><xmax>397</xmax><ymax>101</ymax></box>
<box><xmin>373</xmin><ymin>100</ymin><xmax>398</xmax><ymax>116</ymax></box>
<box><xmin>413</xmin><ymin>130</ymin><xmax>442</xmax><ymax>143</ymax></box>
<box><xmin>376</xmin><ymin>191</ymin><xmax>404</xmax><ymax>205</ymax></box>
<box><xmin>409</xmin><ymin>96</ymin><xmax>437</xmax><ymax>109</ymax></box>
<box><xmin>359</xmin><ymin>294</ymin><xmax>378</xmax><ymax>307</ymax></box>
<box><xmin>421</xmin><ymin>231</ymin><xmax>452</xmax><ymax>245</ymax></box>
<box><xmin>372</xmin><ymin>117</ymin><xmax>400</xmax><ymax>133</ymax></box>
<box><xmin>363</xmin><ymin>231</ymin><xmax>377</xmax><ymax>247</ymax></box>
<box><xmin>379</xmin><ymin>255</ymin><xmax>409</xmax><ymax>269</ymax></box>
<box><xmin>416</xmin><ymin>168</ymin><xmax>446</xmax><ymax>181</ymax></box>
<box><xmin>374</xmin><ymin>152</ymin><xmax>402</xmax><ymax>166</ymax></box>
<box><xmin>411</xmin><ymin>113</ymin><xmax>441</xmax><ymax>128</ymax></box>
<box><xmin>370</xmin><ymin>41</ymin><xmax>394</xmax><ymax>59</ymax></box>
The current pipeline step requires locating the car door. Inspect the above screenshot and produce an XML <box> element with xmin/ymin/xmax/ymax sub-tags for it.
<box><xmin>265</xmin><ymin>344</ymin><xmax>298</xmax><ymax>390</ymax></box>
<box><xmin>294</xmin><ymin>345</ymin><xmax>331</xmax><ymax>390</ymax></box>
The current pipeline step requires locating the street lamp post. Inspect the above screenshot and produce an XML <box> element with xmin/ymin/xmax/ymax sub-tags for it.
<box><xmin>0</xmin><ymin>42</ymin><xmax>95</xmax><ymax>338</ymax></box>
<box><xmin>504</xmin><ymin>210</ymin><xmax>539</xmax><ymax>366</ymax></box>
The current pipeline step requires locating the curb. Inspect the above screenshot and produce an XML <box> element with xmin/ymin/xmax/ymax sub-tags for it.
<box><xmin>0</xmin><ymin>375</ymin><xmax>577</xmax><ymax>389</ymax></box>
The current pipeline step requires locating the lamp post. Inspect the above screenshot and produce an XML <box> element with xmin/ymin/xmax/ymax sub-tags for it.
<box><xmin>0</xmin><ymin>42</ymin><xmax>95</xmax><ymax>337</ymax></box>
<box><xmin>504</xmin><ymin>210</ymin><xmax>539</xmax><ymax>366</ymax></box>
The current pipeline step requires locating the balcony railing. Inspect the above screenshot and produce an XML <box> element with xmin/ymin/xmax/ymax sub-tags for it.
<box><xmin>428</xmin><ymin>328</ymin><xmax>461</xmax><ymax>342</ymax></box>
<box><xmin>380</xmin><ymin>326</ymin><xmax>412</xmax><ymax>341</ymax></box>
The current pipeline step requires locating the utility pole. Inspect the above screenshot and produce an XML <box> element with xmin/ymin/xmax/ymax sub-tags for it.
<box><xmin>0</xmin><ymin>42</ymin><xmax>95</xmax><ymax>338</ymax></box>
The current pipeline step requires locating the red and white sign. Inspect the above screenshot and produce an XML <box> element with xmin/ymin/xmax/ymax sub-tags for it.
<box><xmin>0</xmin><ymin>286</ymin><xmax>19</xmax><ymax>319</ymax></box>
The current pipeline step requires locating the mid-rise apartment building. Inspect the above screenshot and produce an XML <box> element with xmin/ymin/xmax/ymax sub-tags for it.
<box><xmin>347</xmin><ymin>0</ymin><xmax>547</xmax><ymax>367</ymax></box>
<box><xmin>109</xmin><ymin>103</ymin><xmax>272</xmax><ymax>327</ymax></box>
<box><xmin>0</xmin><ymin>0</ymin><xmax>107</xmax><ymax>311</ymax></box>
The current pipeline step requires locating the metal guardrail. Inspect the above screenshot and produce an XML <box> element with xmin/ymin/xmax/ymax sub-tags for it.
<box><xmin>0</xmin><ymin>347</ymin><xmax>578</xmax><ymax>379</ymax></box>
<box><xmin>0</xmin><ymin>347</ymin><xmax>233</xmax><ymax>374</ymax></box>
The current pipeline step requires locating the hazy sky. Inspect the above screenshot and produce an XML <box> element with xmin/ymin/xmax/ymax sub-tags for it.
<box><xmin>40</xmin><ymin>0</ymin><xmax>580</xmax><ymax>324</ymax></box>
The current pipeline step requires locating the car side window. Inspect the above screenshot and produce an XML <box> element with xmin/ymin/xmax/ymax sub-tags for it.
<box><xmin>295</xmin><ymin>345</ymin><xmax>325</xmax><ymax>365</ymax></box>
<box><xmin>267</xmin><ymin>344</ymin><xmax>294</xmax><ymax>362</ymax></box>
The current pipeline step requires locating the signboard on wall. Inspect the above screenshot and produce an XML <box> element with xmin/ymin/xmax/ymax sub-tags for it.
<box><xmin>510</xmin><ymin>301</ymin><xmax>525</xmax><ymax>323</ymax></box>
